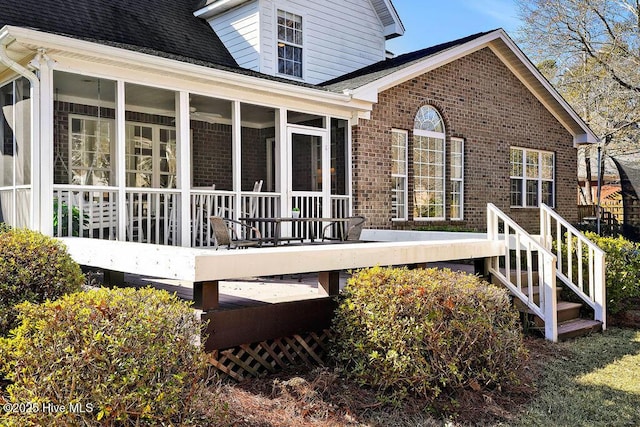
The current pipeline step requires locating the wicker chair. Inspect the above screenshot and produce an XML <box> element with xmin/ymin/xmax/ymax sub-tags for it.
<box><xmin>209</xmin><ymin>216</ymin><xmax>262</xmax><ymax>249</ymax></box>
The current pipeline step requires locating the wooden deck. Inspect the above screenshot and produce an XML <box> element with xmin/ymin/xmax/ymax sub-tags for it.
<box><xmin>61</xmin><ymin>235</ymin><xmax>503</xmax><ymax>350</ymax></box>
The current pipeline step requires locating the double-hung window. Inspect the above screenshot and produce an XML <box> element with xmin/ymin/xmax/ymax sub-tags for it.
<box><xmin>510</xmin><ymin>147</ymin><xmax>554</xmax><ymax>207</ymax></box>
<box><xmin>277</xmin><ymin>10</ymin><xmax>303</xmax><ymax>78</ymax></box>
<box><xmin>392</xmin><ymin>129</ymin><xmax>408</xmax><ymax>220</ymax></box>
<box><xmin>413</xmin><ymin>106</ymin><xmax>446</xmax><ymax>220</ymax></box>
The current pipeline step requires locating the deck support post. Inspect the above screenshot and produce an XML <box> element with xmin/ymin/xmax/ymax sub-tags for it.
<box><xmin>474</xmin><ymin>258</ymin><xmax>489</xmax><ymax>279</ymax></box>
<box><xmin>103</xmin><ymin>270</ymin><xmax>124</xmax><ymax>287</ymax></box>
<box><xmin>318</xmin><ymin>271</ymin><xmax>340</xmax><ymax>296</ymax></box>
<box><xmin>194</xmin><ymin>280</ymin><xmax>219</xmax><ymax>311</ymax></box>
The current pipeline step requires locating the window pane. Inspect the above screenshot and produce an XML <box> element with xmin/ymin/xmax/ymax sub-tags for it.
<box><xmin>510</xmin><ymin>148</ymin><xmax>523</xmax><ymax>177</ymax></box>
<box><xmin>541</xmin><ymin>152</ymin><xmax>554</xmax><ymax>180</ymax></box>
<box><xmin>526</xmin><ymin>151</ymin><xmax>539</xmax><ymax>178</ymax></box>
<box><xmin>511</xmin><ymin>178</ymin><xmax>523</xmax><ymax>206</ymax></box>
<box><xmin>542</xmin><ymin>181</ymin><xmax>554</xmax><ymax>206</ymax></box>
<box><xmin>414</xmin><ymin>106</ymin><xmax>444</xmax><ymax>132</ymax></box>
<box><xmin>526</xmin><ymin>180</ymin><xmax>538</xmax><ymax>206</ymax></box>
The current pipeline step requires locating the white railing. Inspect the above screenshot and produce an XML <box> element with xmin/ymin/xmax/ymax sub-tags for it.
<box><xmin>190</xmin><ymin>189</ymin><xmax>235</xmax><ymax>247</ymax></box>
<box><xmin>292</xmin><ymin>193</ymin><xmax>324</xmax><ymax>240</ymax></box>
<box><xmin>54</xmin><ymin>185</ymin><xmax>118</xmax><ymax>239</ymax></box>
<box><xmin>331</xmin><ymin>195</ymin><xmax>350</xmax><ymax>218</ymax></box>
<box><xmin>540</xmin><ymin>204</ymin><xmax>606</xmax><ymax>330</ymax></box>
<box><xmin>487</xmin><ymin>203</ymin><xmax>559</xmax><ymax>341</ymax></box>
<box><xmin>125</xmin><ymin>189</ymin><xmax>180</xmax><ymax>246</ymax></box>
<box><xmin>51</xmin><ymin>185</ymin><xmax>351</xmax><ymax>248</ymax></box>
<box><xmin>0</xmin><ymin>186</ymin><xmax>31</xmax><ymax>229</ymax></box>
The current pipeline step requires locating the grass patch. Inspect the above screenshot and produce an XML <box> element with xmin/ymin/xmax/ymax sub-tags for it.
<box><xmin>513</xmin><ymin>328</ymin><xmax>640</xmax><ymax>427</ymax></box>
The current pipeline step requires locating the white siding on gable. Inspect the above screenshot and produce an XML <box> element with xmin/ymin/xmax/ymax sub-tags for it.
<box><xmin>207</xmin><ymin>1</ymin><xmax>261</xmax><ymax>71</ymax></box>
<box><xmin>261</xmin><ymin>0</ymin><xmax>387</xmax><ymax>84</ymax></box>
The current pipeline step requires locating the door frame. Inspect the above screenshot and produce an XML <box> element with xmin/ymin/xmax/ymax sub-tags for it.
<box><xmin>286</xmin><ymin>125</ymin><xmax>330</xmax><ymax>218</ymax></box>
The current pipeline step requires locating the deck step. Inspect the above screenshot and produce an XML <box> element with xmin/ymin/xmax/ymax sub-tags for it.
<box><xmin>557</xmin><ymin>319</ymin><xmax>603</xmax><ymax>340</ymax></box>
<box><xmin>512</xmin><ymin>286</ymin><xmax>563</xmax><ymax>307</ymax></box>
<box><xmin>527</xmin><ymin>301</ymin><xmax>583</xmax><ymax>327</ymax></box>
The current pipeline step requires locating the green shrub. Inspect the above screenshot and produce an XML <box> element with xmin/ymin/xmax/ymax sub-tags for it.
<box><xmin>0</xmin><ymin>228</ymin><xmax>84</xmax><ymax>335</ymax></box>
<box><xmin>0</xmin><ymin>287</ymin><xmax>225</xmax><ymax>426</ymax></box>
<box><xmin>583</xmin><ymin>232</ymin><xmax>640</xmax><ymax>314</ymax></box>
<box><xmin>331</xmin><ymin>266</ymin><xmax>527</xmax><ymax>405</ymax></box>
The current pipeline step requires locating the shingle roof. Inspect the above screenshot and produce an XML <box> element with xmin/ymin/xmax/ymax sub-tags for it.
<box><xmin>321</xmin><ymin>30</ymin><xmax>495</xmax><ymax>91</ymax></box>
<box><xmin>0</xmin><ymin>0</ymin><xmax>238</xmax><ymax>68</ymax></box>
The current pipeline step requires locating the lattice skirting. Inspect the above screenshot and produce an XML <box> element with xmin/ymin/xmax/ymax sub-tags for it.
<box><xmin>208</xmin><ymin>329</ymin><xmax>333</xmax><ymax>381</ymax></box>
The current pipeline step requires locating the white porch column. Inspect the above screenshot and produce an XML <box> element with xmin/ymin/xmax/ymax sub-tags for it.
<box><xmin>115</xmin><ymin>81</ymin><xmax>127</xmax><ymax>240</ymax></box>
<box><xmin>276</xmin><ymin>108</ymin><xmax>287</xmax><ymax>216</ymax></box>
<box><xmin>36</xmin><ymin>59</ymin><xmax>51</xmax><ymax>234</ymax></box>
<box><xmin>322</xmin><ymin>116</ymin><xmax>331</xmax><ymax>218</ymax></box>
<box><xmin>347</xmin><ymin>115</ymin><xmax>354</xmax><ymax>216</ymax></box>
<box><xmin>176</xmin><ymin>91</ymin><xmax>191</xmax><ymax>247</ymax></box>
<box><xmin>232</xmin><ymin>101</ymin><xmax>242</xmax><ymax>219</ymax></box>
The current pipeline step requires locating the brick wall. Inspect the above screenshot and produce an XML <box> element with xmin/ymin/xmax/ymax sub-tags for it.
<box><xmin>352</xmin><ymin>47</ymin><xmax>577</xmax><ymax>233</ymax></box>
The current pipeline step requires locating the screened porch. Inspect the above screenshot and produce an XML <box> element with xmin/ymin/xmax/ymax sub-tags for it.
<box><xmin>49</xmin><ymin>71</ymin><xmax>351</xmax><ymax>247</ymax></box>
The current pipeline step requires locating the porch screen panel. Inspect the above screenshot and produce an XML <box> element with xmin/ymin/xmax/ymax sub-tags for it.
<box><xmin>291</xmin><ymin>133</ymin><xmax>322</xmax><ymax>192</ymax></box>
<box><xmin>14</xmin><ymin>78</ymin><xmax>31</xmax><ymax>187</ymax></box>
<box><xmin>124</xmin><ymin>83</ymin><xmax>177</xmax><ymax>189</ymax></box>
<box><xmin>53</xmin><ymin>72</ymin><xmax>116</xmax><ymax>186</ymax></box>
<box><xmin>0</xmin><ymin>78</ymin><xmax>32</xmax><ymax>227</ymax></box>
<box><xmin>330</xmin><ymin>118</ymin><xmax>347</xmax><ymax>196</ymax></box>
<box><xmin>1</xmin><ymin>82</ymin><xmax>14</xmax><ymax>188</ymax></box>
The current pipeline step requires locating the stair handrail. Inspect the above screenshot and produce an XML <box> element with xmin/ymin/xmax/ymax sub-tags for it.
<box><xmin>539</xmin><ymin>204</ymin><xmax>606</xmax><ymax>330</ymax></box>
<box><xmin>487</xmin><ymin>203</ymin><xmax>558</xmax><ymax>341</ymax></box>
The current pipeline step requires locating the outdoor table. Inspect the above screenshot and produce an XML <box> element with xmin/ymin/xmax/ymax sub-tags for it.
<box><xmin>240</xmin><ymin>217</ymin><xmax>351</xmax><ymax>246</ymax></box>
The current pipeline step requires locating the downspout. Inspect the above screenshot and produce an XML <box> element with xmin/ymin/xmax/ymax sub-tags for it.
<box><xmin>0</xmin><ymin>35</ymin><xmax>41</xmax><ymax>231</ymax></box>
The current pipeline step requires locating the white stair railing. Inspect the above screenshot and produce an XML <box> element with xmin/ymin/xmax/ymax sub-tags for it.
<box><xmin>540</xmin><ymin>204</ymin><xmax>606</xmax><ymax>330</ymax></box>
<box><xmin>487</xmin><ymin>203</ymin><xmax>558</xmax><ymax>341</ymax></box>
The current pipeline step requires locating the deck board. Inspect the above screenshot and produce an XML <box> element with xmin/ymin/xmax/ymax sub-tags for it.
<box><xmin>61</xmin><ymin>237</ymin><xmax>504</xmax><ymax>285</ymax></box>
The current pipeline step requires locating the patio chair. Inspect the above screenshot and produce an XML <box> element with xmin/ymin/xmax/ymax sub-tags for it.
<box><xmin>246</xmin><ymin>179</ymin><xmax>263</xmax><ymax>218</ymax></box>
<box><xmin>322</xmin><ymin>216</ymin><xmax>365</xmax><ymax>242</ymax></box>
<box><xmin>210</xmin><ymin>216</ymin><xmax>262</xmax><ymax>249</ymax></box>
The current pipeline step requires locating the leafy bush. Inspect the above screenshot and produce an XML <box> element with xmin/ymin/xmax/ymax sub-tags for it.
<box><xmin>0</xmin><ymin>287</ymin><xmax>226</xmax><ymax>426</ymax></box>
<box><xmin>583</xmin><ymin>232</ymin><xmax>640</xmax><ymax>314</ymax></box>
<box><xmin>0</xmin><ymin>228</ymin><xmax>84</xmax><ymax>335</ymax></box>
<box><xmin>331</xmin><ymin>266</ymin><xmax>527</xmax><ymax>405</ymax></box>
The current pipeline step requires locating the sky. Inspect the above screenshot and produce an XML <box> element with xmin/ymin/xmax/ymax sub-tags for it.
<box><xmin>386</xmin><ymin>0</ymin><xmax>523</xmax><ymax>55</ymax></box>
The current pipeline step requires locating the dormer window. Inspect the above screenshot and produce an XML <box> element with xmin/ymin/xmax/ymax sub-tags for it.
<box><xmin>277</xmin><ymin>10</ymin><xmax>303</xmax><ymax>78</ymax></box>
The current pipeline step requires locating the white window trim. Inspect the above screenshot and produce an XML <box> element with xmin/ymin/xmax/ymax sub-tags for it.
<box><xmin>391</xmin><ymin>129</ymin><xmax>408</xmax><ymax>221</ymax></box>
<box><xmin>510</xmin><ymin>147</ymin><xmax>555</xmax><ymax>208</ymax></box>
<box><xmin>413</xmin><ymin>128</ymin><xmax>446</xmax><ymax>222</ymax></box>
<box><xmin>274</xmin><ymin>7</ymin><xmax>305</xmax><ymax>81</ymax></box>
<box><xmin>69</xmin><ymin>115</ymin><xmax>178</xmax><ymax>189</ymax></box>
<box><xmin>68</xmin><ymin>114</ymin><xmax>116</xmax><ymax>186</ymax></box>
<box><xmin>450</xmin><ymin>137</ymin><xmax>464</xmax><ymax>221</ymax></box>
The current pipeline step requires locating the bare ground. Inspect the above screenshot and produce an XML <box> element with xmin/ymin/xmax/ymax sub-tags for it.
<box><xmin>216</xmin><ymin>337</ymin><xmax>559</xmax><ymax>427</ymax></box>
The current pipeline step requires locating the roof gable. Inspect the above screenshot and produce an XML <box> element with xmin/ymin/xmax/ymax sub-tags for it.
<box><xmin>0</xmin><ymin>0</ymin><xmax>238</xmax><ymax>68</ymax></box>
<box><xmin>322</xmin><ymin>29</ymin><xmax>598</xmax><ymax>145</ymax></box>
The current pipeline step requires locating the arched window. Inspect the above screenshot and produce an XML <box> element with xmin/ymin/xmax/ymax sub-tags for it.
<box><xmin>413</xmin><ymin>106</ymin><xmax>445</xmax><ymax>220</ymax></box>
